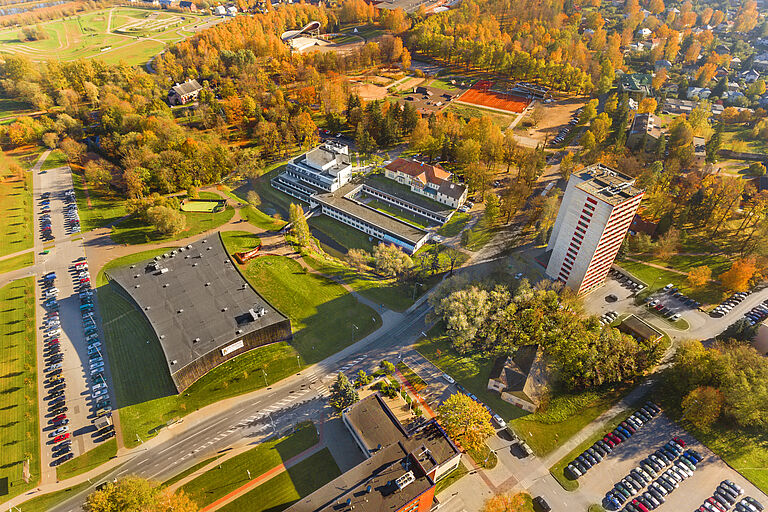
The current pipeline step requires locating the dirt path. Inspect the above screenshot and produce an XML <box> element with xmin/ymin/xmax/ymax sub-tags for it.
<box><xmin>106</xmin><ymin>7</ymin><xmax>115</xmax><ymax>34</ymax></box>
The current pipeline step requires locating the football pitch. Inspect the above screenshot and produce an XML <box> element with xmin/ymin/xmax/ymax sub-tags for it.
<box><xmin>0</xmin><ymin>7</ymin><xmax>221</xmax><ymax>66</ymax></box>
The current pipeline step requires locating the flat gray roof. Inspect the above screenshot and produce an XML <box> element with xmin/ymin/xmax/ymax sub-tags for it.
<box><xmin>576</xmin><ymin>164</ymin><xmax>644</xmax><ymax>206</ymax></box>
<box><xmin>107</xmin><ymin>233</ymin><xmax>288</xmax><ymax>377</ymax></box>
<box><xmin>313</xmin><ymin>184</ymin><xmax>429</xmax><ymax>245</ymax></box>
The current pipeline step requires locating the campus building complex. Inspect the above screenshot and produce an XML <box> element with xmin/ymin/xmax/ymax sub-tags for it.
<box><xmin>106</xmin><ymin>234</ymin><xmax>291</xmax><ymax>392</ymax></box>
<box><xmin>287</xmin><ymin>394</ymin><xmax>461</xmax><ymax>512</ymax></box>
<box><xmin>545</xmin><ymin>164</ymin><xmax>644</xmax><ymax>295</ymax></box>
<box><xmin>273</xmin><ymin>144</ymin><xmax>470</xmax><ymax>254</ymax></box>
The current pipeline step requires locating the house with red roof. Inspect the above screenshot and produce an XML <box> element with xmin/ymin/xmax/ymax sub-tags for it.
<box><xmin>384</xmin><ymin>158</ymin><xmax>467</xmax><ymax>209</ymax></box>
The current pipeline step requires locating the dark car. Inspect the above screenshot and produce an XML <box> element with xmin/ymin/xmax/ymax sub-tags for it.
<box><xmin>532</xmin><ymin>496</ymin><xmax>551</xmax><ymax>512</ymax></box>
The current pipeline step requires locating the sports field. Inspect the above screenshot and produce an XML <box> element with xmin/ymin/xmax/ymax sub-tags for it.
<box><xmin>180</xmin><ymin>200</ymin><xmax>224</xmax><ymax>213</ymax></box>
<box><xmin>0</xmin><ymin>7</ymin><xmax>220</xmax><ymax>66</ymax></box>
<box><xmin>457</xmin><ymin>81</ymin><xmax>530</xmax><ymax>113</ymax></box>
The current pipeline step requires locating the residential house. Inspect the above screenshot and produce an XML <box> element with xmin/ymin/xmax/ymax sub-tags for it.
<box><xmin>754</xmin><ymin>52</ymin><xmax>768</xmax><ymax>71</ymax></box>
<box><xmin>226</xmin><ymin>5</ymin><xmax>237</xmax><ymax>15</ymax></box>
<box><xmin>384</xmin><ymin>158</ymin><xmax>467</xmax><ymax>208</ymax></box>
<box><xmin>487</xmin><ymin>345</ymin><xmax>548</xmax><ymax>413</ymax></box>
<box><xmin>626</xmin><ymin>113</ymin><xmax>663</xmax><ymax>152</ymax></box>
<box><xmin>179</xmin><ymin>0</ymin><xmax>197</xmax><ymax>10</ymax></box>
<box><xmin>618</xmin><ymin>73</ymin><xmax>653</xmax><ymax>97</ymax></box>
<box><xmin>687</xmin><ymin>87</ymin><xmax>711</xmax><ymax>100</ymax></box>
<box><xmin>654</xmin><ymin>59</ymin><xmax>672</xmax><ymax>71</ymax></box>
<box><xmin>742</xmin><ymin>69</ymin><xmax>761</xmax><ymax>83</ymax></box>
<box><xmin>213</xmin><ymin>4</ymin><xmax>226</xmax><ymax>14</ymax></box>
<box><xmin>167</xmin><ymin>79</ymin><xmax>202</xmax><ymax>105</ymax></box>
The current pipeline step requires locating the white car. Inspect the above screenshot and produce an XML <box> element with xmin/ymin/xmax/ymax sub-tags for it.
<box><xmin>670</xmin><ymin>313</ymin><xmax>682</xmax><ymax>321</ymax></box>
<box><xmin>442</xmin><ymin>374</ymin><xmax>455</xmax><ymax>384</ymax></box>
<box><xmin>493</xmin><ymin>414</ymin><xmax>506</xmax><ymax>428</ymax></box>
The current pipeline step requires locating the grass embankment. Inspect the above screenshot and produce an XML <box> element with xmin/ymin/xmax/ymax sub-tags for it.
<box><xmin>308</xmin><ymin>215</ymin><xmax>375</xmax><ymax>254</ymax></box>
<box><xmin>0</xmin><ymin>251</ymin><xmax>34</xmax><ymax>274</ymax></box>
<box><xmin>97</xmin><ymin>236</ymin><xmax>379</xmax><ymax>448</ymax></box>
<box><xmin>549</xmin><ymin>409</ymin><xmax>636</xmax><ymax>491</ymax></box>
<box><xmin>180</xmin><ymin>422</ymin><xmax>318</xmax><ymax>508</ymax></box>
<box><xmin>434</xmin><ymin>462</ymin><xmax>469</xmax><ymax>494</ymax></box>
<box><xmin>161</xmin><ymin>456</ymin><xmax>221</xmax><ymax>488</ymax></box>
<box><xmin>0</xmin><ymin>278</ymin><xmax>39</xmax><ymax>500</ymax></box>
<box><xmin>0</xmin><ymin>149</ymin><xmax>34</xmax><ymax>257</ymax></box>
<box><xmin>56</xmin><ymin>439</ymin><xmax>117</xmax><ymax>480</ymax></box>
<box><xmin>15</xmin><ymin>469</ymin><xmax>117</xmax><ymax>512</ymax></box>
<box><xmin>437</xmin><ymin>212</ymin><xmax>472</xmax><ymax>237</ymax></box>
<box><xmin>461</xmin><ymin>215</ymin><xmax>495</xmax><ymax>251</ymax></box>
<box><xmin>40</xmin><ymin>149</ymin><xmax>68</xmax><ymax>170</ymax></box>
<box><xmin>72</xmin><ymin>167</ymin><xmax>128</xmax><ymax>232</ymax></box>
<box><xmin>217</xmin><ymin>448</ymin><xmax>341</xmax><ymax>512</ymax></box>
<box><xmin>111</xmin><ymin>192</ymin><xmax>235</xmax><ymax>245</ymax></box>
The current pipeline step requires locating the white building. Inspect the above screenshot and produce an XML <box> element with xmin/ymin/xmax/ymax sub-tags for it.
<box><xmin>280</xmin><ymin>141</ymin><xmax>352</xmax><ymax>195</ymax></box>
<box><xmin>213</xmin><ymin>5</ymin><xmax>226</xmax><ymax>15</ymax></box>
<box><xmin>545</xmin><ymin>164</ymin><xmax>644</xmax><ymax>295</ymax></box>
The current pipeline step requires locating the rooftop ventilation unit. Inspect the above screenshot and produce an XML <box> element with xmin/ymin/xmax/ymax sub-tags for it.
<box><xmin>193</xmin><ymin>338</ymin><xmax>200</xmax><ymax>343</ymax></box>
<box><xmin>395</xmin><ymin>471</ymin><xmax>415</xmax><ymax>490</ymax></box>
<box><xmin>187</xmin><ymin>245</ymin><xmax>193</xmax><ymax>249</ymax></box>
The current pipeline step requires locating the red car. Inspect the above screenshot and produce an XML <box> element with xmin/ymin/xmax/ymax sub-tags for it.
<box><xmin>603</xmin><ymin>436</ymin><xmax>616</xmax><ymax>447</ymax></box>
<box><xmin>53</xmin><ymin>433</ymin><xmax>70</xmax><ymax>443</ymax></box>
<box><xmin>708</xmin><ymin>498</ymin><xmax>726</xmax><ymax>512</ymax></box>
<box><xmin>673</xmin><ymin>437</ymin><xmax>686</xmax><ymax>447</ymax></box>
<box><xmin>608</xmin><ymin>433</ymin><xmax>622</xmax><ymax>444</ymax></box>
<box><xmin>80</xmin><ymin>278</ymin><xmax>90</xmax><ymax>283</ymax></box>
<box><xmin>47</xmin><ymin>337</ymin><xmax>59</xmax><ymax>344</ymax></box>
<box><xmin>52</xmin><ymin>414</ymin><xmax>66</xmax><ymax>423</ymax></box>
<box><xmin>632</xmin><ymin>500</ymin><xmax>649</xmax><ymax>512</ymax></box>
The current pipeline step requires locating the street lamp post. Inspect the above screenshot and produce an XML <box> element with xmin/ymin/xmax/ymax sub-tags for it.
<box><xmin>262</xmin><ymin>369</ymin><xmax>268</xmax><ymax>387</ymax></box>
<box><xmin>296</xmin><ymin>355</ymin><xmax>301</xmax><ymax>370</ymax></box>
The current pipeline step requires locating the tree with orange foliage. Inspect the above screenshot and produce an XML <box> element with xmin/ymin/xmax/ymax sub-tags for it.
<box><xmin>687</xmin><ymin>266</ymin><xmax>712</xmax><ymax>289</ymax></box>
<box><xmin>638</xmin><ymin>98</ymin><xmax>657</xmax><ymax>114</ymax></box>
<box><xmin>682</xmin><ymin>386</ymin><xmax>724</xmax><ymax>429</ymax></box>
<box><xmin>720</xmin><ymin>257</ymin><xmax>758</xmax><ymax>292</ymax></box>
<box><xmin>438</xmin><ymin>393</ymin><xmax>495</xmax><ymax>453</ymax></box>
<box><xmin>652</xmin><ymin>68</ymin><xmax>668</xmax><ymax>90</ymax></box>
<box><xmin>483</xmin><ymin>493</ymin><xmax>536</xmax><ymax>512</ymax></box>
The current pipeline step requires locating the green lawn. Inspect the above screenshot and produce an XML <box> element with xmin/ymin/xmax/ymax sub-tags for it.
<box><xmin>180</xmin><ymin>422</ymin><xmax>318</xmax><ymax>508</ymax></box>
<box><xmin>71</xmin><ymin>170</ymin><xmax>128</xmax><ymax>232</ymax></box>
<box><xmin>415</xmin><ymin>327</ymin><xmax>527</xmax><ymax>422</ymax></box>
<box><xmin>0</xmin><ymin>98</ymin><xmax>32</xmax><ymax>120</ymax></box>
<box><xmin>231</xmin><ymin>252</ymin><xmax>380</xmax><ymax>363</ymax></box>
<box><xmin>341</xmin><ymin>24</ymin><xmax>384</xmax><ymax>40</ymax></box>
<box><xmin>301</xmin><ymin>253</ymin><xmax>420</xmax><ymax>312</ymax></box>
<box><xmin>446</xmin><ymin>103</ymin><xmax>516</xmax><ymax>129</ymax></box>
<box><xmin>97</xmin><ymin>238</ymin><xmax>378</xmax><ymax>448</ymax></box>
<box><xmin>437</xmin><ymin>212</ymin><xmax>472</xmax><ymax>237</ymax></box>
<box><xmin>0</xmin><ymin>150</ymin><xmax>34</xmax><ymax>257</ymax></box>
<box><xmin>0</xmin><ymin>251</ymin><xmax>34</xmax><ymax>275</ymax></box>
<box><xmin>41</xmin><ymin>149</ymin><xmax>68</xmax><ymax>170</ymax></box>
<box><xmin>0</xmin><ymin>278</ymin><xmax>39</xmax><ymax>500</ymax></box>
<box><xmin>721</xmin><ymin>124</ymin><xmax>768</xmax><ymax>154</ymax></box>
<box><xmin>461</xmin><ymin>215</ymin><xmax>495</xmax><ymax>251</ymax></box>
<box><xmin>14</xmin><ymin>468</ymin><xmax>117</xmax><ymax>512</ymax></box>
<box><xmin>617</xmin><ymin>258</ymin><xmax>725</xmax><ymax>305</ymax></box>
<box><xmin>218</xmin><ymin>448</ymin><xmax>342</xmax><ymax>512</ymax></box>
<box><xmin>308</xmin><ymin>215</ymin><xmax>375</xmax><ymax>255</ymax></box>
<box><xmin>110</xmin><ymin>198</ymin><xmax>235</xmax><ymax>245</ymax></box>
<box><xmin>434</xmin><ymin>462</ymin><xmax>469</xmax><ymax>494</ymax></box>
<box><xmin>428</xmin><ymin>77</ymin><xmax>467</xmax><ymax>92</ymax></box>
<box><xmin>220</xmin><ymin>186</ymin><xmax>288</xmax><ymax>231</ymax></box>
<box><xmin>161</xmin><ymin>455</ymin><xmax>221</xmax><ymax>488</ymax></box>
<box><xmin>549</xmin><ymin>409</ymin><xmax>635</xmax><ymax>491</ymax></box>
<box><xmin>55</xmin><ymin>439</ymin><xmax>117</xmax><ymax>480</ymax></box>
<box><xmin>365</xmin><ymin>198</ymin><xmax>434</xmax><ymax>229</ymax></box>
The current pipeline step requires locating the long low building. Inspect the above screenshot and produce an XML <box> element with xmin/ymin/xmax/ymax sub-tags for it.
<box><xmin>106</xmin><ymin>233</ymin><xmax>292</xmax><ymax>392</ymax></box>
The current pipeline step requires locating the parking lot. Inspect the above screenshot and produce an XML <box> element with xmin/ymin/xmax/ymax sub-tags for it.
<box><xmin>574</xmin><ymin>413</ymin><xmax>767</xmax><ymax>511</ymax></box>
<box><xmin>34</xmin><ymin>160</ymin><xmax>114</xmax><ymax>478</ymax></box>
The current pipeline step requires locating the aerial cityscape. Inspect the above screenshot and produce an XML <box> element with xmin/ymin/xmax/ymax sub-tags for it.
<box><xmin>0</xmin><ymin>0</ymin><xmax>767</xmax><ymax>510</ymax></box>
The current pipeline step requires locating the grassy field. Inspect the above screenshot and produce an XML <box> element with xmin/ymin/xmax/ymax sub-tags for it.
<box><xmin>549</xmin><ymin>409</ymin><xmax>635</xmax><ymax>491</ymax></box>
<box><xmin>308</xmin><ymin>215</ymin><xmax>375</xmax><ymax>254</ymax></box>
<box><xmin>437</xmin><ymin>212</ymin><xmax>472</xmax><ymax>237</ymax></box>
<box><xmin>461</xmin><ymin>215</ymin><xmax>495</xmax><ymax>251</ymax></box>
<box><xmin>428</xmin><ymin>77</ymin><xmax>467</xmax><ymax>92</ymax></box>
<box><xmin>55</xmin><ymin>439</ymin><xmax>117</xmax><ymax>480</ymax></box>
<box><xmin>0</xmin><ymin>8</ymin><xmax>217</xmax><ymax>66</ymax></box>
<box><xmin>446</xmin><ymin>103</ymin><xmax>516</xmax><ymax>129</ymax></box>
<box><xmin>180</xmin><ymin>422</ymin><xmax>318</xmax><ymax>508</ymax></box>
<box><xmin>0</xmin><ymin>251</ymin><xmax>34</xmax><ymax>274</ymax></box>
<box><xmin>71</xmin><ymin>170</ymin><xmax>128</xmax><ymax>232</ymax></box>
<box><xmin>364</xmin><ymin>198</ymin><xmax>433</xmax><ymax>229</ymax></box>
<box><xmin>218</xmin><ymin>448</ymin><xmax>341</xmax><ymax>512</ymax></box>
<box><xmin>0</xmin><ymin>278</ymin><xmax>39</xmax><ymax>500</ymax></box>
<box><xmin>180</xmin><ymin>200</ymin><xmax>223</xmax><ymax>213</ymax></box>
<box><xmin>41</xmin><ymin>149</ymin><xmax>68</xmax><ymax>170</ymax></box>
<box><xmin>0</xmin><ymin>98</ymin><xmax>32</xmax><ymax>120</ymax></box>
<box><xmin>721</xmin><ymin>125</ymin><xmax>768</xmax><ymax>154</ymax></box>
<box><xmin>0</xmin><ymin>150</ymin><xmax>34</xmax><ymax>258</ymax></box>
<box><xmin>97</xmin><ymin>236</ymin><xmax>378</xmax><ymax>448</ymax></box>
<box><xmin>340</xmin><ymin>24</ymin><xmax>384</xmax><ymax>40</ymax></box>
<box><xmin>617</xmin><ymin>258</ymin><xmax>725</xmax><ymax>305</ymax></box>
<box><xmin>111</xmin><ymin>194</ymin><xmax>235</xmax><ymax>245</ymax></box>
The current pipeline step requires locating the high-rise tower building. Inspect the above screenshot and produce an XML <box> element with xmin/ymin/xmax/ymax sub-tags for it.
<box><xmin>545</xmin><ymin>164</ymin><xmax>644</xmax><ymax>295</ymax></box>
